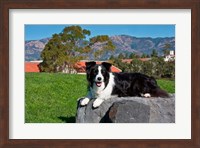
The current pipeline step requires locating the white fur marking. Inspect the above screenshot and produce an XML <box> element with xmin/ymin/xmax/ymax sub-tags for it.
<box><xmin>80</xmin><ymin>97</ymin><xmax>90</xmax><ymax>106</ymax></box>
<box><xmin>144</xmin><ymin>93</ymin><xmax>151</xmax><ymax>98</ymax></box>
<box><xmin>91</xmin><ymin>66</ymin><xmax>106</xmax><ymax>94</ymax></box>
<box><xmin>93</xmin><ymin>99</ymin><xmax>104</xmax><ymax>108</ymax></box>
<box><xmin>95</xmin><ymin>66</ymin><xmax>104</xmax><ymax>82</ymax></box>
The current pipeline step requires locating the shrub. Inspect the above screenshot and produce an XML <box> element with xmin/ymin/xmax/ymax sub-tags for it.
<box><xmin>113</xmin><ymin>57</ymin><xmax>175</xmax><ymax>79</ymax></box>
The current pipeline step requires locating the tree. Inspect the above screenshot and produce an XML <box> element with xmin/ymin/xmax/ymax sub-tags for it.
<box><xmin>146</xmin><ymin>54</ymin><xmax>150</xmax><ymax>58</ymax></box>
<box><xmin>39</xmin><ymin>25</ymin><xmax>115</xmax><ymax>73</ymax></box>
<box><xmin>151</xmin><ymin>57</ymin><xmax>165</xmax><ymax>78</ymax></box>
<box><xmin>129</xmin><ymin>53</ymin><xmax>136</xmax><ymax>59</ymax></box>
<box><xmin>125</xmin><ymin>53</ymin><xmax>129</xmax><ymax>58</ymax></box>
<box><xmin>129</xmin><ymin>53</ymin><xmax>140</xmax><ymax>59</ymax></box>
<box><xmin>141</xmin><ymin>53</ymin><xmax>147</xmax><ymax>58</ymax></box>
<box><xmin>112</xmin><ymin>56</ymin><xmax>175</xmax><ymax>78</ymax></box>
<box><xmin>109</xmin><ymin>55</ymin><xmax>115</xmax><ymax>60</ymax></box>
<box><xmin>118</xmin><ymin>53</ymin><xmax>125</xmax><ymax>59</ymax></box>
<box><xmin>151</xmin><ymin>49</ymin><xmax>158</xmax><ymax>57</ymax></box>
<box><xmin>162</xmin><ymin>61</ymin><xmax>175</xmax><ymax>78</ymax></box>
<box><xmin>163</xmin><ymin>43</ymin><xmax>171</xmax><ymax>56</ymax></box>
<box><xmin>141</xmin><ymin>61</ymin><xmax>153</xmax><ymax>76</ymax></box>
<box><xmin>129</xmin><ymin>59</ymin><xmax>143</xmax><ymax>73</ymax></box>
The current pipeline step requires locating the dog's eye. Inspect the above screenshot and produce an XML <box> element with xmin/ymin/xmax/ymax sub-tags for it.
<box><xmin>101</xmin><ymin>70</ymin><xmax>105</xmax><ymax>74</ymax></box>
<box><xmin>93</xmin><ymin>70</ymin><xmax>98</xmax><ymax>74</ymax></box>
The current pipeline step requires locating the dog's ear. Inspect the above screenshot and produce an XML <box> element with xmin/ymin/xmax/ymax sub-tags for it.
<box><xmin>102</xmin><ymin>62</ymin><xmax>112</xmax><ymax>72</ymax></box>
<box><xmin>85</xmin><ymin>61</ymin><xmax>96</xmax><ymax>72</ymax></box>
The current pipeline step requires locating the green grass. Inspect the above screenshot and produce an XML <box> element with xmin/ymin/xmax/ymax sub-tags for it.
<box><xmin>157</xmin><ymin>79</ymin><xmax>175</xmax><ymax>94</ymax></box>
<box><xmin>25</xmin><ymin>73</ymin><xmax>175</xmax><ymax>123</ymax></box>
<box><xmin>25</xmin><ymin>73</ymin><xmax>87</xmax><ymax>123</ymax></box>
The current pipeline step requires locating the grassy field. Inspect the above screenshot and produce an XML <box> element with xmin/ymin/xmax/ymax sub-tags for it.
<box><xmin>25</xmin><ymin>73</ymin><xmax>175</xmax><ymax>123</ymax></box>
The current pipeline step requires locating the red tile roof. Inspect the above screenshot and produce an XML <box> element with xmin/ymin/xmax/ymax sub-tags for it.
<box><xmin>25</xmin><ymin>61</ymin><xmax>122</xmax><ymax>73</ymax></box>
<box><xmin>139</xmin><ymin>58</ymin><xmax>151</xmax><ymax>62</ymax></box>
<box><xmin>121</xmin><ymin>59</ymin><xmax>132</xmax><ymax>64</ymax></box>
<box><xmin>122</xmin><ymin>58</ymin><xmax>151</xmax><ymax>63</ymax></box>
<box><xmin>25</xmin><ymin>62</ymin><xmax>40</xmax><ymax>72</ymax></box>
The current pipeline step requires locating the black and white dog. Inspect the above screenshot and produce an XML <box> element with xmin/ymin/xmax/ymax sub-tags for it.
<box><xmin>80</xmin><ymin>61</ymin><xmax>169</xmax><ymax>108</ymax></box>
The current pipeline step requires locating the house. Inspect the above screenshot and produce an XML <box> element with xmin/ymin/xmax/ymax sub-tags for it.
<box><xmin>164</xmin><ymin>50</ymin><xmax>175</xmax><ymax>62</ymax></box>
<box><xmin>25</xmin><ymin>60</ymin><xmax>122</xmax><ymax>74</ymax></box>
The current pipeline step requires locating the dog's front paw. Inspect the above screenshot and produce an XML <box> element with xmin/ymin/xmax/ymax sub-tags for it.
<box><xmin>80</xmin><ymin>97</ymin><xmax>90</xmax><ymax>106</ymax></box>
<box><xmin>93</xmin><ymin>99</ymin><xmax>103</xmax><ymax>108</ymax></box>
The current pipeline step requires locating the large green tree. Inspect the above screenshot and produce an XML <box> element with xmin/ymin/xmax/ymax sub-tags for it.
<box><xmin>39</xmin><ymin>25</ymin><xmax>115</xmax><ymax>73</ymax></box>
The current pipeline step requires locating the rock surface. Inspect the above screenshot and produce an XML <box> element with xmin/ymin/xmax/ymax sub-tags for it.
<box><xmin>76</xmin><ymin>94</ymin><xmax>175</xmax><ymax>123</ymax></box>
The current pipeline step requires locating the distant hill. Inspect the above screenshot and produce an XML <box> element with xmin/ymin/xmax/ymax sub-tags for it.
<box><xmin>25</xmin><ymin>35</ymin><xmax>175</xmax><ymax>61</ymax></box>
<box><xmin>25</xmin><ymin>38</ymin><xmax>51</xmax><ymax>61</ymax></box>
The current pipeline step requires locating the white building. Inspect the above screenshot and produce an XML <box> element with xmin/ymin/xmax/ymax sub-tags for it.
<box><xmin>164</xmin><ymin>50</ymin><xmax>175</xmax><ymax>62</ymax></box>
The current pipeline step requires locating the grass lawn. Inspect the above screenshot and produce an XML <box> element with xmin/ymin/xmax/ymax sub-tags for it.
<box><xmin>25</xmin><ymin>73</ymin><xmax>87</xmax><ymax>123</ymax></box>
<box><xmin>25</xmin><ymin>73</ymin><xmax>175</xmax><ymax>123</ymax></box>
<box><xmin>157</xmin><ymin>79</ymin><xmax>175</xmax><ymax>94</ymax></box>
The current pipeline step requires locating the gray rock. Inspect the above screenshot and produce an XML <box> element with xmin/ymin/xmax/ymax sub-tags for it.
<box><xmin>104</xmin><ymin>100</ymin><xmax>150</xmax><ymax>123</ymax></box>
<box><xmin>76</xmin><ymin>94</ymin><xmax>175</xmax><ymax>123</ymax></box>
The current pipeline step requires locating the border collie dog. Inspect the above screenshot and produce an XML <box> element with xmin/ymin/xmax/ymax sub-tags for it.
<box><xmin>80</xmin><ymin>61</ymin><xmax>169</xmax><ymax>108</ymax></box>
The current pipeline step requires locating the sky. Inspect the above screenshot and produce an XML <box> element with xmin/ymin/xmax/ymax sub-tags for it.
<box><xmin>25</xmin><ymin>25</ymin><xmax>175</xmax><ymax>41</ymax></box>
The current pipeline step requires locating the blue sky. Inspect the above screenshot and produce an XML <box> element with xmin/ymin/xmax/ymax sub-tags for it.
<box><xmin>25</xmin><ymin>25</ymin><xmax>175</xmax><ymax>41</ymax></box>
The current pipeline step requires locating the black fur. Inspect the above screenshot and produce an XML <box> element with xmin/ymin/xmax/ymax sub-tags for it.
<box><xmin>112</xmin><ymin>72</ymin><xmax>169</xmax><ymax>97</ymax></box>
<box><xmin>86</xmin><ymin>61</ymin><xmax>169</xmax><ymax>98</ymax></box>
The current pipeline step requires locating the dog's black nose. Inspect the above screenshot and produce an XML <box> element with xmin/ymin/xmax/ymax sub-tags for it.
<box><xmin>97</xmin><ymin>77</ymin><xmax>102</xmax><ymax>81</ymax></box>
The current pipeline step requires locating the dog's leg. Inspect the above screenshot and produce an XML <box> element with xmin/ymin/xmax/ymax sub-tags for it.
<box><xmin>93</xmin><ymin>98</ymin><xmax>104</xmax><ymax>108</ymax></box>
<box><xmin>80</xmin><ymin>97</ymin><xmax>90</xmax><ymax>106</ymax></box>
<box><xmin>80</xmin><ymin>91</ymin><xmax>92</xmax><ymax>106</ymax></box>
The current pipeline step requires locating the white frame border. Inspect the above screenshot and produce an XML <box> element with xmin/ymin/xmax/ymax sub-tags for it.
<box><xmin>9</xmin><ymin>9</ymin><xmax>191</xmax><ymax>139</ymax></box>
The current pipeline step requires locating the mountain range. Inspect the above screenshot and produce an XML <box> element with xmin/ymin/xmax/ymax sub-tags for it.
<box><xmin>25</xmin><ymin>35</ymin><xmax>175</xmax><ymax>61</ymax></box>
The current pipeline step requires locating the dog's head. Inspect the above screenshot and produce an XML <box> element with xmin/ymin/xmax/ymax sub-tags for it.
<box><xmin>85</xmin><ymin>61</ymin><xmax>112</xmax><ymax>88</ymax></box>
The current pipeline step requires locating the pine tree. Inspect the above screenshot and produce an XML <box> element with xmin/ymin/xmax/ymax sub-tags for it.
<box><xmin>141</xmin><ymin>53</ymin><xmax>147</xmax><ymax>58</ymax></box>
<box><xmin>151</xmin><ymin>49</ymin><xmax>158</xmax><ymax>57</ymax></box>
<box><xmin>129</xmin><ymin>53</ymin><xmax>136</xmax><ymax>59</ymax></box>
